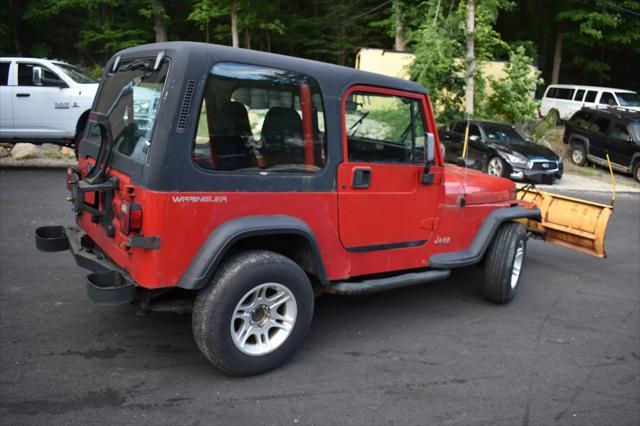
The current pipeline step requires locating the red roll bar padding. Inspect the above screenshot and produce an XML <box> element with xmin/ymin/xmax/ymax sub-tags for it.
<box><xmin>299</xmin><ymin>83</ymin><xmax>315</xmax><ymax>167</ymax></box>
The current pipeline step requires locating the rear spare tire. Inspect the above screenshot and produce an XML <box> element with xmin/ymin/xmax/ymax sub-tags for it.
<box><xmin>192</xmin><ymin>250</ymin><xmax>314</xmax><ymax>376</ymax></box>
<box><xmin>482</xmin><ymin>222</ymin><xmax>527</xmax><ymax>304</ymax></box>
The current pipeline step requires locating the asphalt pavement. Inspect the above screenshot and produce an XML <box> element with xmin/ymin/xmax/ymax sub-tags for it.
<box><xmin>1</xmin><ymin>169</ymin><xmax>639</xmax><ymax>425</ymax></box>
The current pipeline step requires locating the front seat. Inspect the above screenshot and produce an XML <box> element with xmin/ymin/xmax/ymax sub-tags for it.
<box><xmin>214</xmin><ymin>101</ymin><xmax>253</xmax><ymax>171</ymax></box>
<box><xmin>261</xmin><ymin>106</ymin><xmax>304</xmax><ymax>166</ymax></box>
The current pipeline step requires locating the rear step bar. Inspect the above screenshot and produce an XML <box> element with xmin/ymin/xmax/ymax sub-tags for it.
<box><xmin>35</xmin><ymin>225</ymin><xmax>135</xmax><ymax>305</ymax></box>
<box><xmin>327</xmin><ymin>269</ymin><xmax>451</xmax><ymax>295</ymax></box>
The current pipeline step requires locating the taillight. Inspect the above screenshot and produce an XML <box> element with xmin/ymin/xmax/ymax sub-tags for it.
<box><xmin>118</xmin><ymin>201</ymin><xmax>142</xmax><ymax>235</ymax></box>
<box><xmin>66</xmin><ymin>167</ymin><xmax>75</xmax><ymax>191</ymax></box>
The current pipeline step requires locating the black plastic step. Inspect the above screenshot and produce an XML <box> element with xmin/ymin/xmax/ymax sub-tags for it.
<box><xmin>328</xmin><ymin>269</ymin><xmax>451</xmax><ymax>295</ymax></box>
<box><xmin>35</xmin><ymin>226</ymin><xmax>70</xmax><ymax>252</ymax></box>
<box><xmin>86</xmin><ymin>271</ymin><xmax>136</xmax><ymax>305</ymax></box>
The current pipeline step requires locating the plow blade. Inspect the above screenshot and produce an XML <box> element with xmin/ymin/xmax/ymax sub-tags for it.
<box><xmin>516</xmin><ymin>188</ymin><xmax>613</xmax><ymax>258</ymax></box>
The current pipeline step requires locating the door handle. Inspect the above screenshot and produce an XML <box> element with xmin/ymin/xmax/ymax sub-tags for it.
<box><xmin>16</xmin><ymin>93</ymin><xmax>30</xmax><ymax>97</ymax></box>
<box><xmin>352</xmin><ymin>168</ymin><xmax>371</xmax><ymax>189</ymax></box>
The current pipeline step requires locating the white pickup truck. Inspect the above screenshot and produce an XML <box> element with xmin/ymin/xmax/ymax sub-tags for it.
<box><xmin>0</xmin><ymin>57</ymin><xmax>99</xmax><ymax>144</ymax></box>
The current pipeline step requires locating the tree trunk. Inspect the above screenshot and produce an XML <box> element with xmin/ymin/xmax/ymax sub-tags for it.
<box><xmin>152</xmin><ymin>0</ymin><xmax>168</xmax><ymax>42</ymax></box>
<box><xmin>244</xmin><ymin>29</ymin><xmax>251</xmax><ymax>49</ymax></box>
<box><xmin>465</xmin><ymin>0</ymin><xmax>475</xmax><ymax>115</ymax></box>
<box><xmin>205</xmin><ymin>20</ymin><xmax>210</xmax><ymax>43</ymax></box>
<box><xmin>551</xmin><ymin>32</ymin><xmax>563</xmax><ymax>84</ymax></box>
<box><xmin>393</xmin><ymin>1</ymin><xmax>406</xmax><ymax>51</ymax></box>
<box><xmin>230</xmin><ymin>2</ymin><xmax>239</xmax><ymax>48</ymax></box>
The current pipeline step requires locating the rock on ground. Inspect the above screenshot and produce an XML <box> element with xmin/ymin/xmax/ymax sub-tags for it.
<box><xmin>10</xmin><ymin>143</ymin><xmax>61</xmax><ymax>160</ymax></box>
<box><xmin>0</xmin><ymin>146</ymin><xmax>9</xmax><ymax>158</ymax></box>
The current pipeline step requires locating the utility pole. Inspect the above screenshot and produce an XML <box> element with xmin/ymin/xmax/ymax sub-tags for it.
<box><xmin>465</xmin><ymin>0</ymin><xmax>475</xmax><ymax>115</ymax></box>
<box><xmin>551</xmin><ymin>32</ymin><xmax>563</xmax><ymax>84</ymax></box>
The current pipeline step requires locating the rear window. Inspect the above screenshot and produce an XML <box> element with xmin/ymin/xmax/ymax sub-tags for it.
<box><xmin>192</xmin><ymin>62</ymin><xmax>326</xmax><ymax>173</ymax></box>
<box><xmin>593</xmin><ymin>117</ymin><xmax>611</xmax><ymax>134</ymax></box>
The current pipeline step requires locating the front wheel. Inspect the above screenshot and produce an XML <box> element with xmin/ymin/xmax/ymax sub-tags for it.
<box><xmin>486</xmin><ymin>156</ymin><xmax>508</xmax><ymax>177</ymax></box>
<box><xmin>192</xmin><ymin>250</ymin><xmax>314</xmax><ymax>376</ymax></box>
<box><xmin>481</xmin><ymin>222</ymin><xmax>527</xmax><ymax>304</ymax></box>
<box><xmin>570</xmin><ymin>143</ymin><xmax>587</xmax><ymax>166</ymax></box>
<box><xmin>632</xmin><ymin>161</ymin><xmax>640</xmax><ymax>183</ymax></box>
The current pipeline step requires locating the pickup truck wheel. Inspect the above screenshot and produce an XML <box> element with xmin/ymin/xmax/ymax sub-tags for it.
<box><xmin>570</xmin><ymin>143</ymin><xmax>587</xmax><ymax>166</ymax></box>
<box><xmin>482</xmin><ymin>222</ymin><xmax>527</xmax><ymax>304</ymax></box>
<box><xmin>632</xmin><ymin>161</ymin><xmax>640</xmax><ymax>183</ymax></box>
<box><xmin>486</xmin><ymin>156</ymin><xmax>507</xmax><ymax>177</ymax></box>
<box><xmin>192</xmin><ymin>250</ymin><xmax>313</xmax><ymax>376</ymax></box>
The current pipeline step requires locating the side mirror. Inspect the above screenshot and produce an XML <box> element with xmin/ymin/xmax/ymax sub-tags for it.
<box><xmin>32</xmin><ymin>66</ymin><xmax>43</xmax><ymax>86</ymax></box>
<box><xmin>422</xmin><ymin>133</ymin><xmax>436</xmax><ymax>185</ymax></box>
<box><xmin>426</xmin><ymin>132</ymin><xmax>435</xmax><ymax>164</ymax></box>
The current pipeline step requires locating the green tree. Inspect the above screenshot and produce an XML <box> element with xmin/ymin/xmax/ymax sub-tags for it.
<box><xmin>486</xmin><ymin>46</ymin><xmax>543</xmax><ymax>124</ymax></box>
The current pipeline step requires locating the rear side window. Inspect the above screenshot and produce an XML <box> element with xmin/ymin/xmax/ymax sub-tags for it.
<box><xmin>599</xmin><ymin>92</ymin><xmax>617</xmax><ymax>106</ymax></box>
<box><xmin>570</xmin><ymin>111</ymin><xmax>592</xmax><ymax>130</ymax></box>
<box><xmin>593</xmin><ymin>117</ymin><xmax>611</xmax><ymax>134</ymax></box>
<box><xmin>574</xmin><ymin>90</ymin><xmax>585</xmax><ymax>101</ymax></box>
<box><xmin>0</xmin><ymin>63</ymin><xmax>9</xmax><ymax>85</ymax></box>
<box><xmin>453</xmin><ymin>122</ymin><xmax>466</xmax><ymax>134</ymax></box>
<box><xmin>192</xmin><ymin>62</ymin><xmax>326</xmax><ymax>173</ymax></box>
<box><xmin>345</xmin><ymin>92</ymin><xmax>427</xmax><ymax>164</ymax></box>
<box><xmin>585</xmin><ymin>91</ymin><xmax>597</xmax><ymax>103</ymax></box>
<box><xmin>17</xmin><ymin>63</ymin><xmax>63</xmax><ymax>87</ymax></box>
<box><xmin>546</xmin><ymin>87</ymin><xmax>574</xmax><ymax>100</ymax></box>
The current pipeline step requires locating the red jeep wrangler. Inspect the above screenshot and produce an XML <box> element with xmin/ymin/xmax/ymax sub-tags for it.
<box><xmin>36</xmin><ymin>42</ymin><xmax>540</xmax><ymax>376</ymax></box>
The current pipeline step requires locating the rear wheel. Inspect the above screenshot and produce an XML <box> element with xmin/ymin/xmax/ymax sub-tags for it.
<box><xmin>570</xmin><ymin>143</ymin><xmax>587</xmax><ymax>166</ymax></box>
<box><xmin>632</xmin><ymin>161</ymin><xmax>640</xmax><ymax>183</ymax></box>
<box><xmin>486</xmin><ymin>156</ymin><xmax>508</xmax><ymax>177</ymax></box>
<box><xmin>482</xmin><ymin>222</ymin><xmax>527</xmax><ymax>304</ymax></box>
<box><xmin>547</xmin><ymin>109</ymin><xmax>561</xmax><ymax>125</ymax></box>
<box><xmin>192</xmin><ymin>250</ymin><xmax>314</xmax><ymax>376</ymax></box>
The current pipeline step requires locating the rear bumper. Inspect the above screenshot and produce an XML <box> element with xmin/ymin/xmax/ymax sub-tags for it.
<box><xmin>35</xmin><ymin>225</ymin><xmax>136</xmax><ymax>304</ymax></box>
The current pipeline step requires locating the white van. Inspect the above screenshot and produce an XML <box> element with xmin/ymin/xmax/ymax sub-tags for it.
<box><xmin>0</xmin><ymin>57</ymin><xmax>99</xmax><ymax>143</ymax></box>
<box><xmin>540</xmin><ymin>84</ymin><xmax>640</xmax><ymax>121</ymax></box>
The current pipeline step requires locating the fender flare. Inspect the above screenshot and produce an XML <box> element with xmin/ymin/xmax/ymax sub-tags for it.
<box><xmin>567</xmin><ymin>134</ymin><xmax>590</xmax><ymax>153</ymax></box>
<box><xmin>177</xmin><ymin>215</ymin><xmax>328</xmax><ymax>290</ymax></box>
<box><xmin>630</xmin><ymin>152</ymin><xmax>640</xmax><ymax>169</ymax></box>
<box><xmin>428</xmin><ymin>206</ymin><xmax>541</xmax><ymax>269</ymax></box>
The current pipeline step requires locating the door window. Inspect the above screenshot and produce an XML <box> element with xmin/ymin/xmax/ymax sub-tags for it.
<box><xmin>17</xmin><ymin>63</ymin><xmax>63</xmax><ymax>87</ymax></box>
<box><xmin>610</xmin><ymin>123</ymin><xmax>631</xmax><ymax>141</ymax></box>
<box><xmin>345</xmin><ymin>92</ymin><xmax>427</xmax><ymax>164</ymax></box>
<box><xmin>574</xmin><ymin>89</ymin><xmax>585</xmax><ymax>101</ymax></box>
<box><xmin>599</xmin><ymin>92</ymin><xmax>617</xmax><ymax>106</ymax></box>
<box><xmin>585</xmin><ymin>91</ymin><xmax>597</xmax><ymax>103</ymax></box>
<box><xmin>571</xmin><ymin>111</ymin><xmax>592</xmax><ymax>129</ymax></box>
<box><xmin>0</xmin><ymin>63</ymin><xmax>9</xmax><ymax>86</ymax></box>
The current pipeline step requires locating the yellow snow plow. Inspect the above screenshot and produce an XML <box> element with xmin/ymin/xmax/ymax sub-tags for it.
<box><xmin>516</xmin><ymin>187</ymin><xmax>613</xmax><ymax>257</ymax></box>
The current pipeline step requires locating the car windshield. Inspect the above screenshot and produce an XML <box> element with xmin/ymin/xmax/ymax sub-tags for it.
<box><xmin>483</xmin><ymin>124</ymin><xmax>530</xmax><ymax>144</ymax></box>
<box><xmin>87</xmin><ymin>58</ymin><xmax>169</xmax><ymax>163</ymax></box>
<box><xmin>55</xmin><ymin>63</ymin><xmax>97</xmax><ymax>84</ymax></box>
<box><xmin>615</xmin><ymin>92</ymin><xmax>640</xmax><ymax>107</ymax></box>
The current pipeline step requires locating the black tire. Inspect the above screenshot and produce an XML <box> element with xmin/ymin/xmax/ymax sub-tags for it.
<box><xmin>486</xmin><ymin>156</ymin><xmax>509</xmax><ymax>178</ymax></box>
<box><xmin>192</xmin><ymin>250</ymin><xmax>314</xmax><ymax>376</ymax></box>
<box><xmin>569</xmin><ymin>143</ymin><xmax>587</xmax><ymax>166</ymax></box>
<box><xmin>481</xmin><ymin>222</ymin><xmax>527</xmax><ymax>304</ymax></box>
<box><xmin>632</xmin><ymin>161</ymin><xmax>640</xmax><ymax>183</ymax></box>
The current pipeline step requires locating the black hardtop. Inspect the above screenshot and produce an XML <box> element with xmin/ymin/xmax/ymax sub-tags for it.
<box><xmin>578</xmin><ymin>107</ymin><xmax>640</xmax><ymax>123</ymax></box>
<box><xmin>113</xmin><ymin>41</ymin><xmax>428</xmax><ymax>97</ymax></box>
